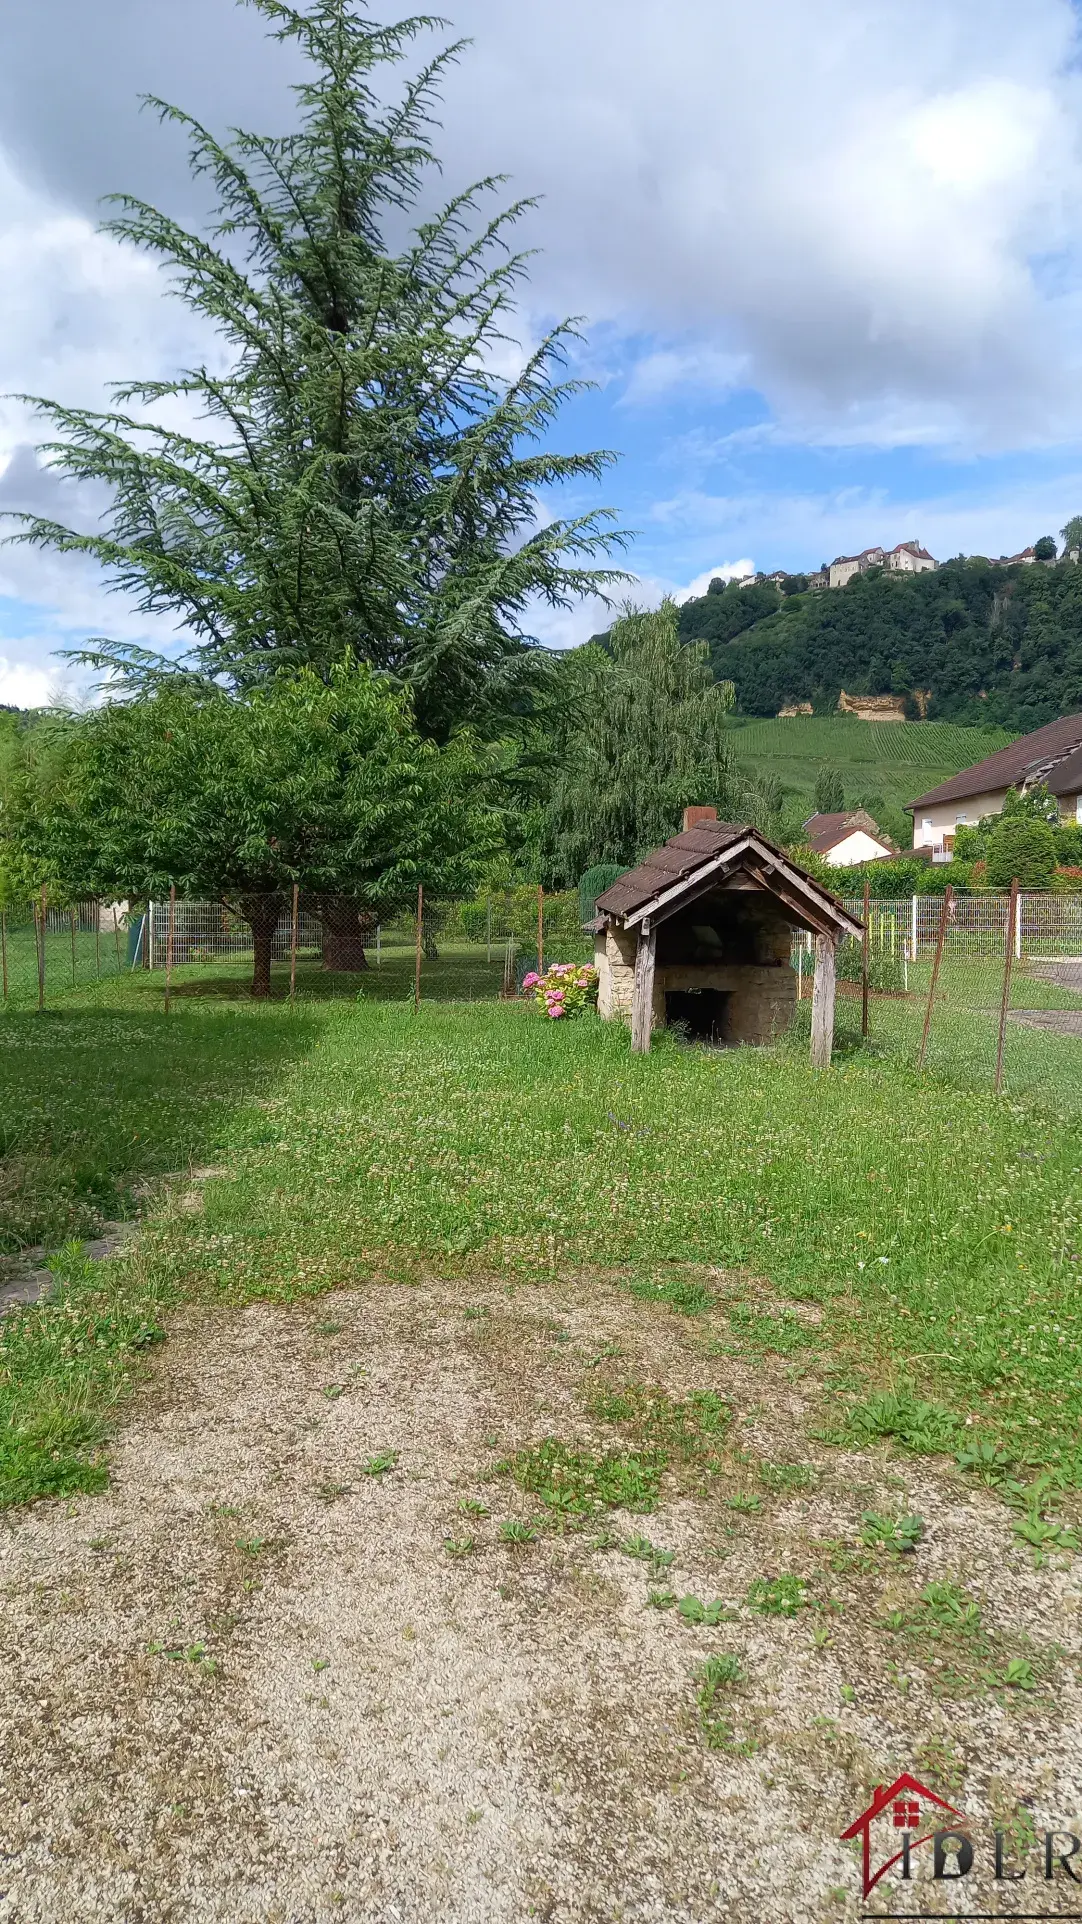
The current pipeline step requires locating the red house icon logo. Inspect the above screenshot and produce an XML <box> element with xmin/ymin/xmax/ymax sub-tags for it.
<box><xmin>840</xmin><ymin>1773</ymin><xmax>968</xmax><ymax>1898</ymax></box>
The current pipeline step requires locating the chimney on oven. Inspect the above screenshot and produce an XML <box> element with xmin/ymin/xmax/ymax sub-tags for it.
<box><xmin>683</xmin><ymin>806</ymin><xmax>718</xmax><ymax>832</ymax></box>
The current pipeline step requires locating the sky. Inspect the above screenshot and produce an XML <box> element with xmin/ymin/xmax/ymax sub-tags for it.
<box><xmin>2</xmin><ymin>0</ymin><xmax>1082</xmax><ymax>700</ymax></box>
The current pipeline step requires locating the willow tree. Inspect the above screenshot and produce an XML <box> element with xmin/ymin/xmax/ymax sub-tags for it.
<box><xmin>546</xmin><ymin>602</ymin><xmax>776</xmax><ymax>881</ymax></box>
<box><xmin>7</xmin><ymin>0</ymin><xmax>626</xmax><ymax>743</ymax></box>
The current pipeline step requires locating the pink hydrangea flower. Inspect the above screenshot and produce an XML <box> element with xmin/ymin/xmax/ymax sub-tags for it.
<box><xmin>522</xmin><ymin>972</ymin><xmax>541</xmax><ymax>989</ymax></box>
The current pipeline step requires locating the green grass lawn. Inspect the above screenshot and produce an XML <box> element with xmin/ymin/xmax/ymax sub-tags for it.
<box><xmin>3</xmin><ymin>948</ymin><xmax>1082</xmax><ymax>1509</ymax></box>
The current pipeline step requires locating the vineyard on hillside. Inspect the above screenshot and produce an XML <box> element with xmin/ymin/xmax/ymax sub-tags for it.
<box><xmin>726</xmin><ymin>717</ymin><xmax>1017</xmax><ymax>822</ymax></box>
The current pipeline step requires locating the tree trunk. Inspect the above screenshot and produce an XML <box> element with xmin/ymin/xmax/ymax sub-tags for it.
<box><xmin>238</xmin><ymin>895</ymin><xmax>285</xmax><ymax>998</ymax></box>
<box><xmin>310</xmin><ymin>895</ymin><xmax>376</xmax><ymax>972</ymax></box>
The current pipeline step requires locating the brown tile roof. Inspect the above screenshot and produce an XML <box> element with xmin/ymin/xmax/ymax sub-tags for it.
<box><xmin>802</xmin><ymin>809</ymin><xmax>894</xmax><ymax>854</ymax></box>
<box><xmin>595</xmin><ymin>821</ymin><xmax>748</xmax><ymax>919</ymax></box>
<box><xmin>906</xmin><ymin>713</ymin><xmax>1082</xmax><ymax>811</ymax></box>
<box><xmin>594</xmin><ymin>821</ymin><xmax>860</xmax><ymax>935</ymax></box>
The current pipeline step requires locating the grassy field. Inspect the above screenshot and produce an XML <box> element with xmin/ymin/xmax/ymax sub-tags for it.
<box><xmin>3</xmin><ymin>948</ymin><xmax>1082</xmax><ymax>1512</ymax></box>
<box><xmin>727</xmin><ymin>715</ymin><xmax>1016</xmax><ymax>818</ymax></box>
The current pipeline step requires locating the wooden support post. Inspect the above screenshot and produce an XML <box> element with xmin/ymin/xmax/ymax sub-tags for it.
<box><xmin>165</xmin><ymin>885</ymin><xmax>176</xmax><ymax>1013</ymax></box>
<box><xmin>486</xmin><ymin>896</ymin><xmax>492</xmax><ymax>964</ymax></box>
<box><xmin>112</xmin><ymin>905</ymin><xmax>122</xmax><ymax>974</ymax></box>
<box><xmin>0</xmin><ymin>908</ymin><xmax>6</xmax><ymax>1001</ymax></box>
<box><xmin>537</xmin><ymin>884</ymin><xmax>545</xmax><ymax>979</ymax></box>
<box><xmin>810</xmin><ymin>934</ymin><xmax>836</xmax><ymax>1069</ymax></box>
<box><xmin>631</xmin><ymin>921</ymin><xmax>657</xmax><ymax>1055</ymax></box>
<box><xmin>289</xmin><ymin>883</ymin><xmax>299</xmax><ymax>1004</ymax></box>
<box><xmin>861</xmin><ymin>878</ymin><xmax>871</xmax><ymax>1039</ymax></box>
<box><xmin>994</xmin><ymin>876</ymin><xmax>1020</xmax><ymax>1096</ymax></box>
<box><xmin>916</xmin><ymin>885</ymin><xmax>953</xmax><ymax>1071</ymax></box>
<box><xmin>414</xmin><ymin>884</ymin><xmax>424</xmax><ymax>1012</ymax></box>
<box><xmin>70</xmin><ymin>907</ymin><xmax>78</xmax><ymax>988</ymax></box>
<box><xmin>95</xmin><ymin>907</ymin><xmax>101</xmax><ymax>979</ymax></box>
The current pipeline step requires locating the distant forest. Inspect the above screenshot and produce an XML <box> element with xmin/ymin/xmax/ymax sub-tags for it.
<box><xmin>676</xmin><ymin>560</ymin><xmax>1082</xmax><ymax>730</ymax></box>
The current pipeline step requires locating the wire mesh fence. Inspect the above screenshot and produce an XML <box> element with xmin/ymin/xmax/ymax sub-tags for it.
<box><xmin>790</xmin><ymin>892</ymin><xmax>1082</xmax><ymax>1110</ymax></box>
<box><xmin>3</xmin><ymin>883</ymin><xmax>1078</xmax><ymax>1113</ymax></box>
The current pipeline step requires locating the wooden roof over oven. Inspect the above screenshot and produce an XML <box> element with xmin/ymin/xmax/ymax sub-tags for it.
<box><xmin>595</xmin><ymin>821</ymin><xmax>862</xmax><ymax>940</ymax></box>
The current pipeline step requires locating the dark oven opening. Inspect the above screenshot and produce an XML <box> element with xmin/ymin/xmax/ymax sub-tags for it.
<box><xmin>665</xmin><ymin>987</ymin><xmax>731</xmax><ymax>1043</ymax></box>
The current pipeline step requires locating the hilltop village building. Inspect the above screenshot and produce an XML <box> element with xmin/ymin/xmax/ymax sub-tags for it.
<box><xmin>827</xmin><ymin>542</ymin><xmax>937</xmax><ymax>589</ymax></box>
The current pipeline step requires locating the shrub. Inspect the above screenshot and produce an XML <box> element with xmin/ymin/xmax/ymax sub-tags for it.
<box><xmin>986</xmin><ymin>816</ymin><xmax>1056</xmax><ymax>890</ymax></box>
<box><xmin>523</xmin><ymin>961</ymin><xmax>599</xmax><ymax>1020</ymax></box>
<box><xmin>579</xmin><ymin>864</ymin><xmax>626</xmax><ymax>927</ymax></box>
<box><xmin>836</xmin><ymin>943</ymin><xmax>905</xmax><ymax>993</ymax></box>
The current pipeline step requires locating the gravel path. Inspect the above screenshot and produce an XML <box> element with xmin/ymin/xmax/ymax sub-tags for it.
<box><xmin>1</xmin><ymin>1277</ymin><xmax>1080</xmax><ymax>1923</ymax></box>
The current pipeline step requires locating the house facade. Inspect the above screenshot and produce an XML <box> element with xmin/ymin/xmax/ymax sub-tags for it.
<box><xmin>828</xmin><ymin>541</ymin><xmax>937</xmax><ymax>589</ymax></box>
<box><xmin>907</xmin><ymin>713</ymin><xmax>1082</xmax><ymax>858</ymax></box>
<box><xmin>803</xmin><ymin>810</ymin><xmax>896</xmax><ymax>866</ymax></box>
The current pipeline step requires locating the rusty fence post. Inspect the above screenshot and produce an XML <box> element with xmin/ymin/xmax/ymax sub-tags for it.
<box><xmin>1</xmin><ymin>907</ymin><xmax>7</xmax><ymax>1002</ymax></box>
<box><xmin>916</xmin><ymin>885</ymin><xmax>953</xmax><ymax>1071</ymax></box>
<box><xmin>70</xmin><ymin>907</ymin><xmax>78</xmax><ymax>989</ymax></box>
<box><xmin>415</xmin><ymin>883</ymin><xmax>424</xmax><ymax>1012</ymax></box>
<box><xmin>290</xmin><ymin>884</ymin><xmax>299</xmax><ymax>1004</ymax></box>
<box><xmin>112</xmin><ymin>905</ymin><xmax>122</xmax><ymax>974</ymax></box>
<box><xmin>165</xmin><ymin>885</ymin><xmax>176</xmax><ymax>1013</ymax></box>
<box><xmin>861</xmin><ymin>878</ymin><xmax>871</xmax><ymax>1039</ymax></box>
<box><xmin>537</xmin><ymin>883</ymin><xmax>544</xmax><ymax>979</ymax></box>
<box><xmin>994</xmin><ymin>877</ymin><xmax>1020</xmax><ymax>1096</ymax></box>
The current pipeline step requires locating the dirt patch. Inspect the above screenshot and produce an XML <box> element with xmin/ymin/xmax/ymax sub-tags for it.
<box><xmin>1</xmin><ymin>1277</ymin><xmax>1080</xmax><ymax>1923</ymax></box>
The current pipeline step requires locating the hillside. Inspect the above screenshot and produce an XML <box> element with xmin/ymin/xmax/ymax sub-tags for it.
<box><xmin>679</xmin><ymin>558</ymin><xmax>1082</xmax><ymax>730</ymax></box>
<box><xmin>726</xmin><ymin>715</ymin><xmax>1017</xmax><ymax>842</ymax></box>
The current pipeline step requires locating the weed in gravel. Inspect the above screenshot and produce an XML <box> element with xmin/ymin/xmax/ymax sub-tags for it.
<box><xmin>312</xmin><ymin>1657</ymin><xmax>330</xmax><ymax>1673</ymax></box>
<box><xmin>444</xmin><ymin>1535</ymin><xmax>475</xmax><ymax>1558</ymax></box>
<box><xmin>360</xmin><ymin>1450</ymin><xmax>398</xmax><ymax>1476</ymax></box>
<box><xmin>624</xmin><ymin>1271</ymin><xmax>716</xmax><ymax>1316</ymax></box>
<box><xmin>322</xmin><ymin>1384</ymin><xmax>346</xmax><ymax>1400</ymax></box>
<box><xmin>235</xmin><ymin>1535</ymin><xmax>267</xmax><ymax>1556</ymax></box>
<box><xmin>463</xmin><ymin>1305</ymin><xmax>489</xmax><ymax>1321</ymax></box>
<box><xmin>728</xmin><ymin>1305</ymin><xmax>819</xmax><ymax>1357</ymax></box>
<box><xmin>315</xmin><ymin>1321</ymin><xmax>342</xmax><ymax>1336</ymax></box>
<box><xmin>498</xmin><ymin>1520</ymin><xmax>537</xmax><ymax>1545</ymax></box>
<box><xmin>647</xmin><ymin>1587</ymin><xmax>678</xmax><ymax>1610</ymax></box>
<box><xmin>955</xmin><ymin>1439</ymin><xmax>1015</xmax><ymax>1483</ymax></box>
<box><xmin>147</xmin><ymin>1639</ymin><xmax>219</xmax><ymax>1676</ymax></box>
<box><xmin>758</xmin><ymin>1462</ymin><xmax>817</xmax><ymax>1495</ymax></box>
<box><xmin>746</xmin><ymin>1574</ymin><xmax>808</xmax><ymax>1617</ymax></box>
<box><xmin>861</xmin><ymin>1511</ymin><xmax>924</xmax><ymax>1553</ymax></box>
<box><xmin>883</xmin><ymin>1580</ymin><xmax>1049</xmax><ymax>1697</ymax></box>
<box><xmin>677</xmin><ymin>1595</ymin><xmax>733</xmax><ymax>1626</ymax></box>
<box><xmin>695</xmin><ymin>1653</ymin><xmax>746</xmax><ymax>1749</ymax></box>
<box><xmin>621</xmin><ymin>1532</ymin><xmax>675</xmax><ymax>1571</ymax></box>
<box><xmin>315</xmin><ymin>1481</ymin><xmax>352</xmax><ymax>1501</ymax></box>
<box><xmin>207</xmin><ymin>1502</ymin><xmax>240</xmax><ymax>1518</ymax></box>
<box><xmin>728</xmin><ymin>1493</ymin><xmax>762</xmax><ymax>1515</ymax></box>
<box><xmin>496</xmin><ymin>1437</ymin><xmax>665</xmax><ymax>1519</ymax></box>
<box><xmin>842</xmin><ymin>1387</ymin><xmax>962</xmax><ymax>1454</ymax></box>
<box><xmin>590</xmin><ymin>1382</ymin><xmax>730</xmax><ymax>1462</ymax></box>
<box><xmin>458</xmin><ymin>1498</ymin><xmax>489</xmax><ymax>1517</ymax></box>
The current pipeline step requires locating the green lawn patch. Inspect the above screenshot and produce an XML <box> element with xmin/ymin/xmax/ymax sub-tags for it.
<box><xmin>4</xmin><ymin>959</ymin><xmax>1082</xmax><ymax>1507</ymax></box>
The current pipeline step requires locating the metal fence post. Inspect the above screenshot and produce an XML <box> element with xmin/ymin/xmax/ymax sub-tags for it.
<box><xmin>537</xmin><ymin>883</ymin><xmax>544</xmax><ymax>978</ymax></box>
<box><xmin>70</xmin><ymin>908</ymin><xmax>78</xmax><ymax>989</ymax></box>
<box><xmin>995</xmin><ymin>877</ymin><xmax>1020</xmax><ymax>1096</ymax></box>
<box><xmin>911</xmin><ymin>894</ymin><xmax>918</xmax><ymax>959</ymax></box>
<box><xmin>916</xmin><ymin>886</ymin><xmax>953</xmax><ymax>1070</ymax></box>
<box><xmin>415</xmin><ymin>883</ymin><xmax>424</xmax><ymax>1011</ymax></box>
<box><xmin>486</xmin><ymin>896</ymin><xmax>492</xmax><ymax>964</ymax></box>
<box><xmin>36</xmin><ymin>885</ymin><xmax>47</xmax><ymax>1012</ymax></box>
<box><xmin>861</xmin><ymin>878</ymin><xmax>871</xmax><ymax>1038</ymax></box>
<box><xmin>148</xmin><ymin>900</ymin><xmax>155</xmax><ymax>971</ymax></box>
<box><xmin>165</xmin><ymin>885</ymin><xmax>176</xmax><ymax>1013</ymax></box>
<box><xmin>1</xmin><ymin>908</ymin><xmax>6</xmax><ymax>1001</ymax></box>
<box><xmin>290</xmin><ymin>883</ymin><xmax>299</xmax><ymax>1003</ymax></box>
<box><xmin>113</xmin><ymin>905</ymin><xmax>122</xmax><ymax>973</ymax></box>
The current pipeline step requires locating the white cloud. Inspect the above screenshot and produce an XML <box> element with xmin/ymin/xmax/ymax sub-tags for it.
<box><xmin>674</xmin><ymin>563</ymin><xmax>756</xmax><ymax>603</ymax></box>
<box><xmin>0</xmin><ymin>653</ymin><xmax>60</xmax><ymax>708</ymax></box>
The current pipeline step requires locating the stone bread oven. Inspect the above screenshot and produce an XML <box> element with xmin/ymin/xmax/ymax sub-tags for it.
<box><xmin>593</xmin><ymin>811</ymin><xmax>862</xmax><ymax>1067</ymax></box>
